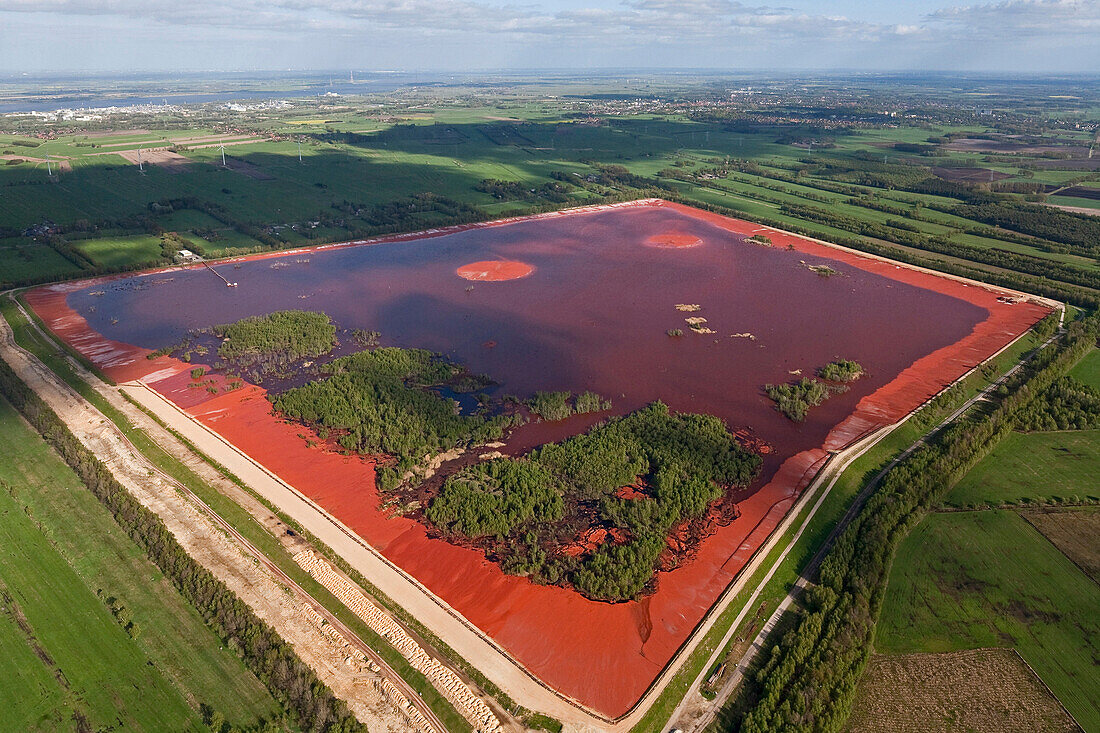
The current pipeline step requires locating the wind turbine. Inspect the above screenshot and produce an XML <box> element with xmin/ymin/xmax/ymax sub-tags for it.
<box><xmin>297</xmin><ymin>139</ymin><xmax>303</xmax><ymax>163</ymax></box>
<box><xmin>219</xmin><ymin>144</ymin><xmax>227</xmax><ymax>167</ymax></box>
<box><xmin>44</xmin><ymin>151</ymin><xmax>53</xmax><ymax>177</ymax></box>
<box><xmin>137</xmin><ymin>146</ymin><xmax>144</xmax><ymax>173</ymax></box>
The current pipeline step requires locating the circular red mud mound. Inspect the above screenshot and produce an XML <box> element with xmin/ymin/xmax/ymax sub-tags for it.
<box><xmin>646</xmin><ymin>232</ymin><xmax>702</xmax><ymax>248</ymax></box>
<box><xmin>456</xmin><ymin>260</ymin><xmax>534</xmax><ymax>281</ymax></box>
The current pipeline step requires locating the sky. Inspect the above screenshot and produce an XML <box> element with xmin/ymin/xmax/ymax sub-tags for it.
<box><xmin>1</xmin><ymin>0</ymin><xmax>1099</xmax><ymax>74</ymax></box>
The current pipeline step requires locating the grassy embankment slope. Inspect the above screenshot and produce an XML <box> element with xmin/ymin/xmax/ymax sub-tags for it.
<box><xmin>0</xmin><ymin>396</ymin><xmax>282</xmax><ymax>731</ymax></box>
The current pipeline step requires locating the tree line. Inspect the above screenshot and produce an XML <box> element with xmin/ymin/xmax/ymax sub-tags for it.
<box><xmin>729</xmin><ymin>312</ymin><xmax>1098</xmax><ymax>732</ymax></box>
<box><xmin>0</xmin><ymin>354</ymin><xmax>365</xmax><ymax>732</ymax></box>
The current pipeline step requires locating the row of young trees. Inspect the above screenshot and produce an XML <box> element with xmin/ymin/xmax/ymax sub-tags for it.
<box><xmin>956</xmin><ymin>201</ymin><xmax>1100</xmax><ymax>257</ymax></box>
<box><xmin>0</xmin><ymin>355</ymin><xmax>364</xmax><ymax>732</ymax></box>
<box><xmin>475</xmin><ymin>179</ymin><xmax>572</xmax><ymax>203</ymax></box>
<box><xmin>733</xmin><ymin>313</ymin><xmax>1098</xmax><ymax>732</ymax></box>
<box><xmin>777</xmin><ymin>201</ymin><xmax>1100</xmax><ymax>293</ymax></box>
<box><xmin>1014</xmin><ymin>375</ymin><xmax>1100</xmax><ymax>432</ymax></box>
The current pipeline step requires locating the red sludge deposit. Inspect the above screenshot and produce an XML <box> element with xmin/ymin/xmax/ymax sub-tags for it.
<box><xmin>28</xmin><ymin>200</ymin><xmax>1050</xmax><ymax>717</ymax></box>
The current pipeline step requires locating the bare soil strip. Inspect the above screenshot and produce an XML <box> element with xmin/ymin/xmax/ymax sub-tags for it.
<box><xmin>0</xmin><ymin>306</ymin><xmax>436</xmax><ymax>733</ymax></box>
<box><xmin>116</xmin><ymin>149</ymin><xmax>191</xmax><ymax>172</ymax></box>
<box><xmin>1022</xmin><ymin>508</ymin><xmax>1100</xmax><ymax>584</ymax></box>
<box><xmin>846</xmin><ymin>649</ymin><xmax>1081</xmax><ymax>732</ymax></box>
<box><xmin>1044</xmin><ymin>204</ymin><xmax>1100</xmax><ymax>217</ymax></box>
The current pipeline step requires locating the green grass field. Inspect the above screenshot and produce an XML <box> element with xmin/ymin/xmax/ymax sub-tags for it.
<box><xmin>1069</xmin><ymin>348</ymin><xmax>1100</xmax><ymax>389</ymax></box>
<box><xmin>0</xmin><ymin>239</ymin><xmax>82</xmax><ymax>283</ymax></box>
<box><xmin>0</xmin><ymin>396</ymin><xmax>282</xmax><ymax>730</ymax></box>
<box><xmin>3</xmin><ymin>108</ymin><xmax>1099</xmax><ymax>301</ymax></box>
<box><xmin>945</xmin><ymin>429</ymin><xmax>1100</xmax><ymax>507</ymax></box>
<box><xmin>1049</xmin><ymin>195</ymin><xmax>1100</xmax><ymax>210</ymax></box>
<box><xmin>876</xmin><ymin>509</ymin><xmax>1100</xmax><ymax>730</ymax></box>
<box><xmin>73</xmin><ymin>233</ymin><xmax>165</xmax><ymax>267</ymax></box>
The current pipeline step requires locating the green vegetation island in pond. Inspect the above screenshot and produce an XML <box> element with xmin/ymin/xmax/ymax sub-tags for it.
<box><xmin>181</xmin><ymin>310</ymin><xmax>763</xmax><ymax>603</ymax></box>
<box><xmin>764</xmin><ymin>360</ymin><xmax>864</xmax><ymax>422</ymax></box>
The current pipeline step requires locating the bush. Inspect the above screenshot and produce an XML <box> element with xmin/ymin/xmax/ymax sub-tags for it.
<box><xmin>213</xmin><ymin>310</ymin><xmax>336</xmax><ymax>370</ymax></box>
<box><xmin>764</xmin><ymin>377</ymin><xmax>838</xmax><ymax>421</ymax></box>
<box><xmin>526</xmin><ymin>390</ymin><xmax>612</xmax><ymax>421</ymax></box>
<box><xmin>818</xmin><ymin>360</ymin><xmax>864</xmax><ymax>382</ymax></box>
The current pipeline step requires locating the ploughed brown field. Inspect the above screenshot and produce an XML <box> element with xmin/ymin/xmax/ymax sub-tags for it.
<box><xmin>846</xmin><ymin>649</ymin><xmax>1080</xmax><ymax>732</ymax></box>
<box><xmin>28</xmin><ymin>200</ymin><xmax>1049</xmax><ymax>717</ymax></box>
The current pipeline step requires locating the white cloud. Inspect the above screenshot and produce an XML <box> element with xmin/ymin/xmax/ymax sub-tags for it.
<box><xmin>926</xmin><ymin>0</ymin><xmax>1100</xmax><ymax>37</ymax></box>
<box><xmin>1</xmin><ymin>0</ymin><xmax>1098</xmax><ymax>70</ymax></box>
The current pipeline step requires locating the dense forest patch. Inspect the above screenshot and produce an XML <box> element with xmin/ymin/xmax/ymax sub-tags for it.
<box><xmin>213</xmin><ymin>310</ymin><xmax>337</xmax><ymax>370</ymax></box>
<box><xmin>426</xmin><ymin>402</ymin><xmax>762</xmax><ymax>602</ymax></box>
<box><xmin>1014</xmin><ymin>375</ymin><xmax>1100</xmax><ymax>432</ymax></box>
<box><xmin>273</xmin><ymin>346</ymin><xmax>520</xmax><ymax>491</ymax></box>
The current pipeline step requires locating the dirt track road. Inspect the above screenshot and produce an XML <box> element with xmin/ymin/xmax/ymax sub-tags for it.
<box><xmin>0</xmin><ymin>301</ymin><xmax>435</xmax><ymax>733</ymax></box>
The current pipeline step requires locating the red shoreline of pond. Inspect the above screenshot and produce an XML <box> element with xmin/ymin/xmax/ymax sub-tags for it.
<box><xmin>23</xmin><ymin>200</ymin><xmax>1052</xmax><ymax>717</ymax></box>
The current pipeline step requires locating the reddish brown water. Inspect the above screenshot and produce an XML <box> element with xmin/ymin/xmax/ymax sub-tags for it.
<box><xmin>28</xmin><ymin>200</ymin><xmax>1050</xmax><ymax>717</ymax></box>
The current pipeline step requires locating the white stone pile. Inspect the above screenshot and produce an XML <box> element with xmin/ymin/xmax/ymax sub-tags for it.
<box><xmin>294</xmin><ymin>549</ymin><xmax>504</xmax><ymax>733</ymax></box>
<box><xmin>299</xmin><ymin>604</ymin><xmax>437</xmax><ymax>733</ymax></box>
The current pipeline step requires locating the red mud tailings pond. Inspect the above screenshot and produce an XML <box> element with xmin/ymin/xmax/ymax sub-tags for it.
<box><xmin>34</xmin><ymin>200</ymin><xmax>1050</xmax><ymax>717</ymax></box>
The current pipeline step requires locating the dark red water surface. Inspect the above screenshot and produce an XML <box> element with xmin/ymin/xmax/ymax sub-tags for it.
<box><xmin>27</xmin><ymin>200</ymin><xmax>1050</xmax><ymax>717</ymax></box>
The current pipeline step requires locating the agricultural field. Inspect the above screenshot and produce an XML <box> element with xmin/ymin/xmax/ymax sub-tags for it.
<box><xmin>73</xmin><ymin>233</ymin><xmax>167</xmax><ymax>267</ymax></box>
<box><xmin>1</xmin><ymin>77</ymin><xmax>1098</xmax><ymax>315</ymax></box>
<box><xmin>945</xmin><ymin>429</ymin><xmax>1100</xmax><ymax>507</ymax></box>
<box><xmin>0</xmin><ymin>237</ymin><xmax>82</xmax><ymax>283</ymax></box>
<box><xmin>875</xmin><ymin>509</ymin><xmax>1100</xmax><ymax>730</ymax></box>
<box><xmin>0</xmin><ymin>396</ymin><xmax>283</xmax><ymax>731</ymax></box>
<box><xmin>1023</xmin><ymin>508</ymin><xmax>1100</xmax><ymax>584</ymax></box>
<box><xmin>846</xmin><ymin>648</ymin><xmax>1078</xmax><ymax>732</ymax></box>
<box><xmin>1069</xmin><ymin>348</ymin><xmax>1100</xmax><ymax>388</ymax></box>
